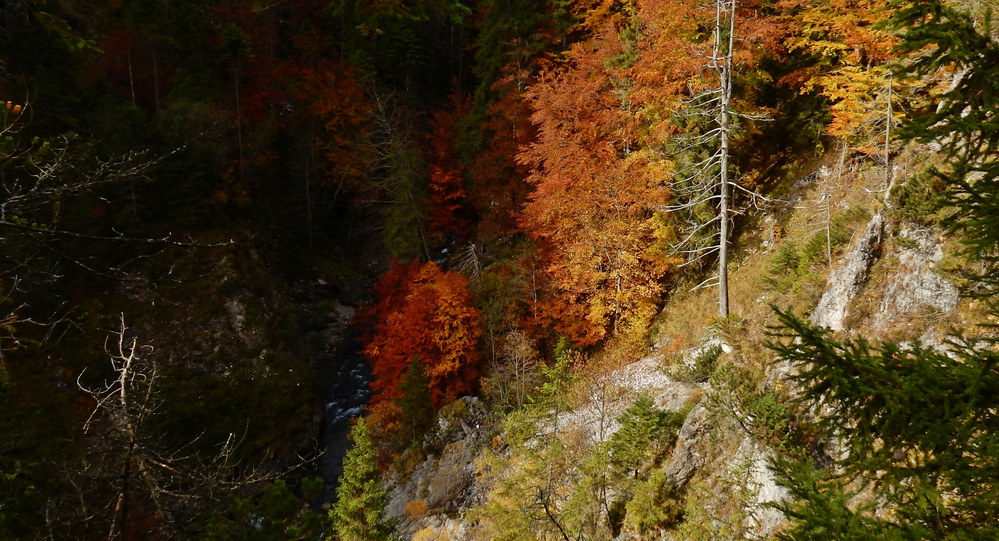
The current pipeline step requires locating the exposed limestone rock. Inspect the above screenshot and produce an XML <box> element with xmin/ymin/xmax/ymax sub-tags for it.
<box><xmin>665</xmin><ymin>403</ymin><xmax>710</xmax><ymax>489</ymax></box>
<box><xmin>733</xmin><ymin>438</ymin><xmax>788</xmax><ymax>538</ymax></box>
<box><xmin>387</xmin><ymin>357</ymin><xmax>705</xmax><ymax>539</ymax></box>
<box><xmin>410</xmin><ymin>515</ymin><xmax>471</xmax><ymax>540</ymax></box>
<box><xmin>686</xmin><ymin>336</ymin><xmax>731</xmax><ymax>360</ymax></box>
<box><xmin>558</xmin><ymin>355</ymin><xmax>700</xmax><ymax>445</ymax></box>
<box><xmin>812</xmin><ymin>212</ymin><xmax>884</xmax><ymax>330</ymax></box>
<box><xmin>386</xmin><ymin>397</ymin><xmax>489</xmax><ymax>538</ymax></box>
<box><xmin>873</xmin><ymin>227</ymin><xmax>959</xmax><ymax>332</ymax></box>
<box><xmin>616</xmin><ymin>354</ymin><xmax>676</xmax><ymax>395</ymax></box>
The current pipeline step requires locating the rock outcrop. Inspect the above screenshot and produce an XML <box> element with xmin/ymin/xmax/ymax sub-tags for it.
<box><xmin>664</xmin><ymin>403</ymin><xmax>710</xmax><ymax>489</ymax></box>
<box><xmin>812</xmin><ymin>212</ymin><xmax>884</xmax><ymax>330</ymax></box>
<box><xmin>734</xmin><ymin>438</ymin><xmax>788</xmax><ymax>538</ymax></box>
<box><xmin>385</xmin><ymin>397</ymin><xmax>490</xmax><ymax>537</ymax></box>
<box><xmin>873</xmin><ymin>227</ymin><xmax>959</xmax><ymax>332</ymax></box>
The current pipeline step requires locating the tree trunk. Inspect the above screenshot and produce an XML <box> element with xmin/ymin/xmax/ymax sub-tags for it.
<box><xmin>716</xmin><ymin>0</ymin><xmax>736</xmax><ymax>318</ymax></box>
<box><xmin>127</xmin><ymin>51</ymin><xmax>136</xmax><ymax>106</ymax></box>
<box><xmin>884</xmin><ymin>73</ymin><xmax>894</xmax><ymax>205</ymax></box>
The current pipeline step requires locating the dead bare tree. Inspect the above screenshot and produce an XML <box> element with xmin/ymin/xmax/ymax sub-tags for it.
<box><xmin>0</xmin><ymin>129</ymin><xmax>229</xmax><ymax>276</ymax></box>
<box><xmin>793</xmin><ymin>142</ymin><xmax>850</xmax><ymax>269</ymax></box>
<box><xmin>76</xmin><ymin>315</ymin><xmax>292</xmax><ymax>539</ymax></box>
<box><xmin>661</xmin><ymin>0</ymin><xmax>770</xmax><ymax>318</ymax></box>
<box><xmin>0</xmin><ymin>102</ymin><xmax>232</xmax><ymax>362</ymax></box>
<box><xmin>482</xmin><ymin>329</ymin><xmax>541</xmax><ymax>410</ymax></box>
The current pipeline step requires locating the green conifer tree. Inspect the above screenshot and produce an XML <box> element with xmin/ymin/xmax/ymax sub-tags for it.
<box><xmin>397</xmin><ymin>356</ymin><xmax>435</xmax><ymax>446</ymax></box>
<box><xmin>330</xmin><ymin>418</ymin><xmax>392</xmax><ymax>541</ymax></box>
<box><xmin>768</xmin><ymin>310</ymin><xmax>999</xmax><ymax>538</ymax></box>
<box><xmin>608</xmin><ymin>393</ymin><xmax>683</xmax><ymax>481</ymax></box>
<box><xmin>888</xmin><ymin>0</ymin><xmax>999</xmax><ymax>293</ymax></box>
<box><xmin>768</xmin><ymin>3</ymin><xmax>999</xmax><ymax>537</ymax></box>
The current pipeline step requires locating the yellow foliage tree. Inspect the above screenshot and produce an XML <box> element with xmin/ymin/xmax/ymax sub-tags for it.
<box><xmin>780</xmin><ymin>0</ymin><xmax>907</xmax><ymax>151</ymax></box>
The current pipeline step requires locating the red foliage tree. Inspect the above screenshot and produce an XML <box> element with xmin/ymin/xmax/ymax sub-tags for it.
<box><xmin>425</xmin><ymin>89</ymin><xmax>472</xmax><ymax>237</ymax></box>
<box><xmin>363</xmin><ymin>261</ymin><xmax>482</xmax><ymax>408</ymax></box>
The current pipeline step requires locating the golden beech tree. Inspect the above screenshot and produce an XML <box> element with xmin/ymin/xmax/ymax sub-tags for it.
<box><xmin>779</xmin><ymin>0</ymin><xmax>905</xmax><ymax>150</ymax></box>
<box><xmin>780</xmin><ymin>0</ymin><xmax>896</xmax><ymax>69</ymax></box>
<box><xmin>518</xmin><ymin>0</ymin><xmax>782</xmax><ymax>331</ymax></box>
<box><xmin>820</xmin><ymin>65</ymin><xmax>905</xmax><ymax>153</ymax></box>
<box><xmin>363</xmin><ymin>261</ymin><xmax>483</xmax><ymax>409</ymax></box>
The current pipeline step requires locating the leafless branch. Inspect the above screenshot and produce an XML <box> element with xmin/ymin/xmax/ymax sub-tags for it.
<box><xmin>74</xmin><ymin>315</ymin><xmax>308</xmax><ymax>538</ymax></box>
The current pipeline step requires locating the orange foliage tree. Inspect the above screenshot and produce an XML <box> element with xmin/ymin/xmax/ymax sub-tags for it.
<box><xmin>517</xmin><ymin>1</ymin><xmax>705</xmax><ymax>344</ymax></box>
<box><xmin>363</xmin><ymin>261</ymin><xmax>483</xmax><ymax>409</ymax></box>
<box><xmin>291</xmin><ymin>58</ymin><xmax>374</xmax><ymax>187</ymax></box>
<box><xmin>514</xmin><ymin>0</ymin><xmax>783</xmax><ymax>340</ymax></box>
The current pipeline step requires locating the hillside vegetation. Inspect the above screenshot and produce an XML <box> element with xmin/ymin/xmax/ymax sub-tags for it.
<box><xmin>2</xmin><ymin>0</ymin><xmax>998</xmax><ymax>539</ymax></box>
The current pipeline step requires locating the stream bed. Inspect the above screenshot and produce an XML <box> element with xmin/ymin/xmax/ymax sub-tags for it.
<box><xmin>317</xmin><ymin>340</ymin><xmax>371</xmax><ymax>502</ymax></box>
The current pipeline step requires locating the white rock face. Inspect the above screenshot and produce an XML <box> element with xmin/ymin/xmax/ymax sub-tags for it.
<box><xmin>664</xmin><ymin>404</ymin><xmax>710</xmax><ymax>489</ymax></box>
<box><xmin>873</xmin><ymin>227</ymin><xmax>959</xmax><ymax>332</ymax></box>
<box><xmin>556</xmin><ymin>354</ymin><xmax>701</xmax><ymax>445</ymax></box>
<box><xmin>812</xmin><ymin>212</ymin><xmax>885</xmax><ymax>330</ymax></box>
<box><xmin>733</xmin><ymin>438</ymin><xmax>789</xmax><ymax>539</ymax></box>
<box><xmin>388</xmin><ymin>356</ymin><xmax>704</xmax><ymax>539</ymax></box>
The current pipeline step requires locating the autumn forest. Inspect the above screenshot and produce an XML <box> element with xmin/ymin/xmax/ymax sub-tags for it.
<box><xmin>3</xmin><ymin>0</ymin><xmax>999</xmax><ymax>539</ymax></box>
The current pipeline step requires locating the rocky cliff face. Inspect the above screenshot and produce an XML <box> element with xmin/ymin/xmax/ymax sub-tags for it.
<box><xmin>384</xmin><ymin>397</ymin><xmax>490</xmax><ymax>538</ymax></box>
<box><xmin>872</xmin><ymin>226</ymin><xmax>959</xmax><ymax>334</ymax></box>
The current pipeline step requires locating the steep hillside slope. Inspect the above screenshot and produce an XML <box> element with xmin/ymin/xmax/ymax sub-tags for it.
<box><xmin>383</xmin><ymin>144</ymin><xmax>975</xmax><ymax>540</ymax></box>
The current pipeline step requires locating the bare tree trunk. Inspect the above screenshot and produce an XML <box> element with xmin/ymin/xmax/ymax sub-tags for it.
<box><xmin>716</xmin><ymin>0</ymin><xmax>736</xmax><ymax>318</ymax></box>
<box><xmin>884</xmin><ymin>73</ymin><xmax>894</xmax><ymax>206</ymax></box>
<box><xmin>127</xmin><ymin>51</ymin><xmax>136</xmax><ymax>106</ymax></box>
<box><xmin>829</xmin><ymin>141</ymin><xmax>849</xmax><ymax>266</ymax></box>
<box><xmin>78</xmin><ymin>316</ymin><xmax>286</xmax><ymax>538</ymax></box>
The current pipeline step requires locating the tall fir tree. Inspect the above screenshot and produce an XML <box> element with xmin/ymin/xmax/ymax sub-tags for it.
<box><xmin>769</xmin><ymin>309</ymin><xmax>999</xmax><ymax>538</ymax></box>
<box><xmin>330</xmin><ymin>418</ymin><xmax>392</xmax><ymax>541</ymax></box>
<box><xmin>888</xmin><ymin>0</ymin><xmax>999</xmax><ymax>293</ymax></box>
<box><xmin>608</xmin><ymin>392</ymin><xmax>683</xmax><ymax>481</ymax></box>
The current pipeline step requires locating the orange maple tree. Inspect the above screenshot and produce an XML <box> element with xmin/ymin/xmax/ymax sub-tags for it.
<box><xmin>363</xmin><ymin>261</ymin><xmax>483</xmax><ymax>408</ymax></box>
